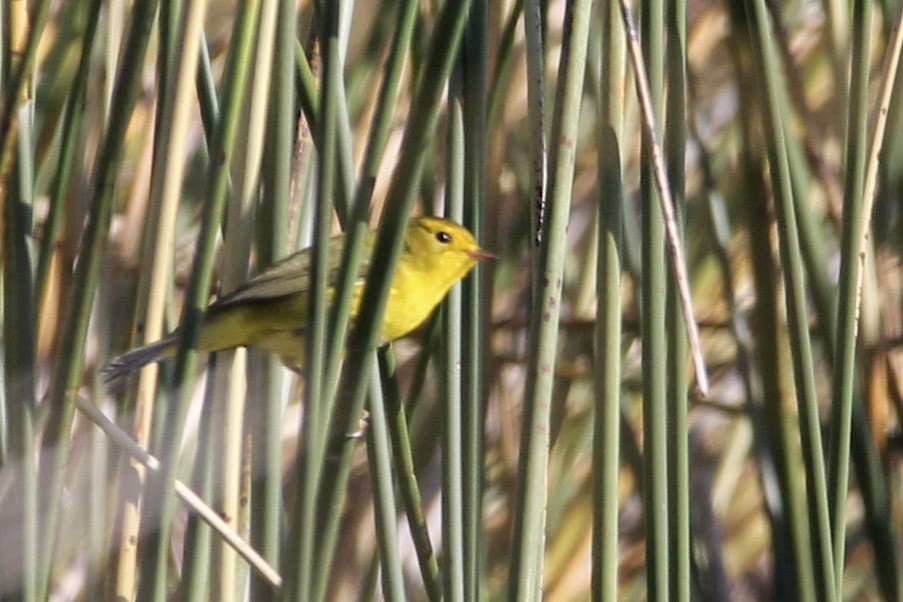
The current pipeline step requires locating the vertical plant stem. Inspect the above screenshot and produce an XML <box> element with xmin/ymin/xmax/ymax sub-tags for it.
<box><xmin>383</xmin><ymin>348</ymin><xmax>443</xmax><ymax>600</ymax></box>
<box><xmin>294</xmin><ymin>40</ymin><xmax>319</xmax><ymax>131</ymax></box>
<box><xmin>522</xmin><ymin>0</ymin><xmax>546</xmax><ymax>246</ymax></box>
<box><xmin>639</xmin><ymin>0</ymin><xmax>669</xmax><ymax>598</ymax></box>
<box><xmin>461</xmin><ymin>4</ymin><xmax>489</xmax><ymax>598</ymax></box>
<box><xmin>747</xmin><ymin>0</ymin><xmax>836</xmax><ymax>598</ymax></box>
<box><xmin>247</xmin><ymin>0</ymin><xmax>296</xmax><ymax>595</ymax></box>
<box><xmin>366</xmin><ymin>356</ymin><xmax>406</xmax><ymax>601</ymax></box>
<box><xmin>725</xmin><ymin>5</ymin><xmax>816</xmax><ymax>597</ymax></box>
<box><xmin>848</xmin><ymin>12</ymin><xmax>903</xmax><ymax>599</ymax></box>
<box><xmin>2</xmin><ymin>0</ymin><xmax>34</xmax><ymax>460</ymax></box>
<box><xmin>508</xmin><ymin>0</ymin><xmax>592</xmax><ymax>599</ymax></box>
<box><xmin>444</xmin><ymin>67</ymin><xmax>466</xmax><ymax>602</ymax></box>
<box><xmin>665</xmin><ymin>1</ymin><xmax>689</xmax><ymax>600</ymax></box>
<box><xmin>591</xmin><ymin>0</ymin><xmax>625</xmax><ymax>598</ymax></box>
<box><xmin>487</xmin><ymin>2</ymin><xmax>523</xmax><ymax>132</ymax></box>
<box><xmin>284</xmin><ymin>1</ymin><xmax>341</xmax><ymax>599</ymax></box>
<box><xmin>826</xmin><ymin>0</ymin><xmax>872</xmax><ymax>595</ymax></box>
<box><xmin>3</xmin><ymin>97</ymin><xmax>37</xmax><ymax>602</ymax></box>
<box><xmin>178</xmin><ymin>370</ymin><xmax>219</xmax><ymax>602</ymax></box>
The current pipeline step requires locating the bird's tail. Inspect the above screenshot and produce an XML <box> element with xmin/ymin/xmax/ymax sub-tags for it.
<box><xmin>102</xmin><ymin>337</ymin><xmax>175</xmax><ymax>383</ymax></box>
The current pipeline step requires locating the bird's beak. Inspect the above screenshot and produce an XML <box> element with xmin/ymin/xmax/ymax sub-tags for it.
<box><xmin>468</xmin><ymin>247</ymin><xmax>498</xmax><ymax>262</ymax></box>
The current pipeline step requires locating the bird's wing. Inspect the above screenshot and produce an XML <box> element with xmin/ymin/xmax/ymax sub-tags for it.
<box><xmin>212</xmin><ymin>231</ymin><xmax>375</xmax><ymax>308</ymax></box>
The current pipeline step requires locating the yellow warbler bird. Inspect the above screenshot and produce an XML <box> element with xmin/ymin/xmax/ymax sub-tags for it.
<box><xmin>103</xmin><ymin>216</ymin><xmax>493</xmax><ymax>381</ymax></box>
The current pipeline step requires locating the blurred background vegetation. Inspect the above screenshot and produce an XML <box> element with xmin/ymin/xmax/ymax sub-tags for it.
<box><xmin>2</xmin><ymin>0</ymin><xmax>903</xmax><ymax>599</ymax></box>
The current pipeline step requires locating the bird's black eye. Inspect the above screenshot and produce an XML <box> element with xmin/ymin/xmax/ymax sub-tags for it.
<box><xmin>436</xmin><ymin>231</ymin><xmax>452</xmax><ymax>244</ymax></box>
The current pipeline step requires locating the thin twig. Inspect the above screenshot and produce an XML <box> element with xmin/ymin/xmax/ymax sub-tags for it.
<box><xmin>858</xmin><ymin>8</ymin><xmax>903</xmax><ymax>298</ymax></box>
<box><xmin>523</xmin><ymin>0</ymin><xmax>547</xmax><ymax>244</ymax></box>
<box><xmin>73</xmin><ymin>395</ymin><xmax>283</xmax><ymax>588</ymax></box>
<box><xmin>616</xmin><ymin>0</ymin><xmax>709</xmax><ymax>396</ymax></box>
